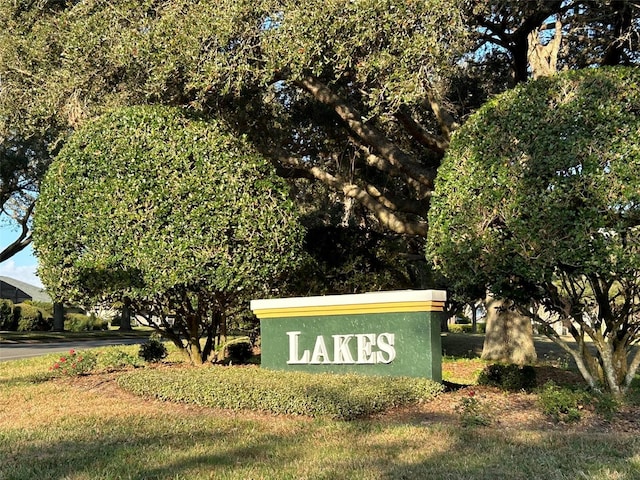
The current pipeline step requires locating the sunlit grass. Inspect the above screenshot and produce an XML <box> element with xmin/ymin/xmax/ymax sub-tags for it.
<box><xmin>1</xmin><ymin>349</ymin><xmax>639</xmax><ymax>479</ymax></box>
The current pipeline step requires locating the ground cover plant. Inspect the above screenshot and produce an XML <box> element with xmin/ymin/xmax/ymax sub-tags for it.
<box><xmin>116</xmin><ymin>366</ymin><xmax>444</xmax><ymax>421</ymax></box>
<box><xmin>1</xmin><ymin>336</ymin><xmax>640</xmax><ymax>479</ymax></box>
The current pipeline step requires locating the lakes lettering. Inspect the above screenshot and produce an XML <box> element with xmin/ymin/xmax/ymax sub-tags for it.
<box><xmin>286</xmin><ymin>331</ymin><xmax>396</xmax><ymax>365</ymax></box>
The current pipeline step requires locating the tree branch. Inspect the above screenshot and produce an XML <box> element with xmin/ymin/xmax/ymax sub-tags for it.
<box><xmin>425</xmin><ymin>91</ymin><xmax>459</xmax><ymax>141</ymax></box>
<box><xmin>276</xmin><ymin>153</ymin><xmax>428</xmax><ymax>236</ymax></box>
<box><xmin>394</xmin><ymin>106</ymin><xmax>448</xmax><ymax>157</ymax></box>
<box><xmin>0</xmin><ymin>201</ymin><xmax>34</xmax><ymax>263</ymax></box>
<box><xmin>296</xmin><ymin>76</ymin><xmax>436</xmax><ymax>190</ymax></box>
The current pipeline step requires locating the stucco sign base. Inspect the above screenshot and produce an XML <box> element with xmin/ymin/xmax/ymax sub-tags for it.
<box><xmin>250</xmin><ymin>290</ymin><xmax>446</xmax><ymax>381</ymax></box>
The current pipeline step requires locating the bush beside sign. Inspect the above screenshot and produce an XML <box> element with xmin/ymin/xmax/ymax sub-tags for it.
<box><xmin>251</xmin><ymin>290</ymin><xmax>446</xmax><ymax>381</ymax></box>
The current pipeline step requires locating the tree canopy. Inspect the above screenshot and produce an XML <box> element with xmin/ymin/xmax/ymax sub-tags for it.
<box><xmin>0</xmin><ymin>0</ymin><xmax>470</xmax><ymax>239</ymax></box>
<box><xmin>427</xmin><ymin>67</ymin><xmax>640</xmax><ymax>394</ymax></box>
<box><xmin>33</xmin><ymin>105</ymin><xmax>305</xmax><ymax>364</ymax></box>
<box><xmin>2</xmin><ymin>0</ymin><xmax>639</xmax><ymax>258</ymax></box>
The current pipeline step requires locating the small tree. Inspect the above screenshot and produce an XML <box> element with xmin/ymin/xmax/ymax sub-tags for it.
<box><xmin>427</xmin><ymin>67</ymin><xmax>640</xmax><ymax>396</ymax></box>
<box><xmin>34</xmin><ymin>106</ymin><xmax>305</xmax><ymax>365</ymax></box>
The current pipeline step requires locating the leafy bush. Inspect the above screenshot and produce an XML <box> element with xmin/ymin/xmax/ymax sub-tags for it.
<box><xmin>0</xmin><ymin>299</ymin><xmax>16</xmax><ymax>330</ymax></box>
<box><xmin>448</xmin><ymin>324</ymin><xmax>486</xmax><ymax>334</ymax></box>
<box><xmin>139</xmin><ymin>334</ymin><xmax>168</xmax><ymax>363</ymax></box>
<box><xmin>225</xmin><ymin>340</ymin><xmax>254</xmax><ymax>364</ymax></box>
<box><xmin>64</xmin><ymin>313</ymin><xmax>108</xmax><ymax>332</ymax></box>
<box><xmin>591</xmin><ymin>392</ymin><xmax>619</xmax><ymax>421</ymax></box>
<box><xmin>49</xmin><ymin>349</ymin><xmax>97</xmax><ymax>376</ymax></box>
<box><xmin>117</xmin><ymin>367</ymin><xmax>445</xmax><ymax>420</ymax></box>
<box><xmin>537</xmin><ymin>381</ymin><xmax>587</xmax><ymax>423</ymax></box>
<box><xmin>16</xmin><ymin>303</ymin><xmax>51</xmax><ymax>331</ymax></box>
<box><xmin>455</xmin><ymin>389</ymin><xmax>491</xmax><ymax>427</ymax></box>
<box><xmin>478</xmin><ymin>363</ymin><xmax>537</xmax><ymax>392</ymax></box>
<box><xmin>97</xmin><ymin>347</ymin><xmax>144</xmax><ymax>371</ymax></box>
<box><xmin>24</xmin><ymin>300</ymin><xmax>54</xmax><ymax>318</ymax></box>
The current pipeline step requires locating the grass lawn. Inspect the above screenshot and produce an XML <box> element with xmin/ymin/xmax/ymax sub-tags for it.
<box><xmin>1</xmin><ymin>339</ymin><xmax>639</xmax><ymax>479</ymax></box>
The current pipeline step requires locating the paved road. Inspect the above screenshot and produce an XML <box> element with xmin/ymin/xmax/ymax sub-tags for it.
<box><xmin>0</xmin><ymin>338</ymin><xmax>147</xmax><ymax>362</ymax></box>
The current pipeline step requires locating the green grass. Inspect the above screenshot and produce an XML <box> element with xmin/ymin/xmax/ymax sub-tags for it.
<box><xmin>1</xmin><ymin>349</ymin><xmax>639</xmax><ymax>479</ymax></box>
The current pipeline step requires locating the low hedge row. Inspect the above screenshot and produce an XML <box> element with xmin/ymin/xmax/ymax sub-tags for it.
<box><xmin>448</xmin><ymin>324</ymin><xmax>486</xmax><ymax>334</ymax></box>
<box><xmin>116</xmin><ymin>366</ymin><xmax>444</xmax><ymax>420</ymax></box>
<box><xmin>64</xmin><ymin>313</ymin><xmax>109</xmax><ymax>332</ymax></box>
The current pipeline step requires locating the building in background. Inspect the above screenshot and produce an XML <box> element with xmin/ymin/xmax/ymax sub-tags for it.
<box><xmin>0</xmin><ymin>276</ymin><xmax>51</xmax><ymax>304</ymax></box>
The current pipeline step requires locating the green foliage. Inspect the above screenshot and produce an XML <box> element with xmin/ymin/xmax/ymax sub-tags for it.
<box><xmin>1</xmin><ymin>0</ymin><xmax>470</xmax><ymax>245</ymax></box>
<box><xmin>427</xmin><ymin>67</ymin><xmax>640</xmax><ymax>394</ymax></box>
<box><xmin>0</xmin><ymin>0</ymin><xmax>467</xmax><ymax>139</ymax></box>
<box><xmin>478</xmin><ymin>364</ymin><xmax>537</xmax><ymax>392</ymax></box>
<box><xmin>49</xmin><ymin>349</ymin><xmax>97</xmax><ymax>376</ymax></box>
<box><xmin>15</xmin><ymin>303</ymin><xmax>51</xmax><ymax>332</ymax></box>
<box><xmin>591</xmin><ymin>392</ymin><xmax>620</xmax><ymax>421</ymax></box>
<box><xmin>35</xmin><ymin>105</ymin><xmax>304</xmax><ymax>303</ymax></box>
<box><xmin>448</xmin><ymin>323</ymin><xmax>486</xmax><ymax>334</ymax></box>
<box><xmin>428</xmin><ymin>67</ymin><xmax>640</xmax><ymax>302</ymax></box>
<box><xmin>454</xmin><ymin>390</ymin><xmax>491</xmax><ymax>427</ymax></box>
<box><xmin>0</xmin><ymin>299</ymin><xmax>15</xmax><ymax>330</ymax></box>
<box><xmin>538</xmin><ymin>381</ymin><xmax>588</xmax><ymax>423</ymax></box>
<box><xmin>117</xmin><ymin>366</ymin><xmax>444</xmax><ymax>420</ymax></box>
<box><xmin>138</xmin><ymin>334</ymin><xmax>168</xmax><ymax>363</ymax></box>
<box><xmin>64</xmin><ymin>313</ymin><xmax>107</xmax><ymax>332</ymax></box>
<box><xmin>97</xmin><ymin>347</ymin><xmax>143</xmax><ymax>371</ymax></box>
<box><xmin>537</xmin><ymin>382</ymin><xmax>619</xmax><ymax>424</ymax></box>
<box><xmin>34</xmin><ymin>105</ymin><xmax>305</xmax><ymax>364</ymax></box>
<box><xmin>24</xmin><ymin>301</ymin><xmax>53</xmax><ymax>317</ymax></box>
<box><xmin>300</xmin><ymin>225</ymin><xmax>437</xmax><ymax>294</ymax></box>
<box><xmin>224</xmin><ymin>340</ymin><xmax>254</xmax><ymax>365</ymax></box>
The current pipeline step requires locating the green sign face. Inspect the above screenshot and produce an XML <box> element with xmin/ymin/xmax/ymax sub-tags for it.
<box><xmin>251</xmin><ymin>290</ymin><xmax>446</xmax><ymax>381</ymax></box>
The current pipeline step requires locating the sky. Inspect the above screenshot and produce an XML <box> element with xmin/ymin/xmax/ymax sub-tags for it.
<box><xmin>0</xmin><ymin>222</ymin><xmax>43</xmax><ymax>288</ymax></box>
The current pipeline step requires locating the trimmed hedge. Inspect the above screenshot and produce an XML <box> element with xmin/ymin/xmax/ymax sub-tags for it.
<box><xmin>478</xmin><ymin>363</ymin><xmax>537</xmax><ymax>392</ymax></box>
<box><xmin>0</xmin><ymin>299</ymin><xmax>16</xmax><ymax>330</ymax></box>
<box><xmin>64</xmin><ymin>313</ymin><xmax>108</xmax><ymax>332</ymax></box>
<box><xmin>117</xmin><ymin>366</ymin><xmax>444</xmax><ymax>420</ymax></box>
<box><xmin>16</xmin><ymin>303</ymin><xmax>51</xmax><ymax>331</ymax></box>
<box><xmin>448</xmin><ymin>324</ymin><xmax>486</xmax><ymax>334</ymax></box>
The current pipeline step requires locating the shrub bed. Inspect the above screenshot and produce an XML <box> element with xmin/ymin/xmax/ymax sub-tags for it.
<box><xmin>64</xmin><ymin>313</ymin><xmax>108</xmax><ymax>332</ymax></box>
<box><xmin>117</xmin><ymin>366</ymin><xmax>444</xmax><ymax>420</ymax></box>
<box><xmin>15</xmin><ymin>303</ymin><xmax>52</xmax><ymax>331</ymax></box>
<box><xmin>478</xmin><ymin>363</ymin><xmax>537</xmax><ymax>392</ymax></box>
<box><xmin>448</xmin><ymin>324</ymin><xmax>486</xmax><ymax>334</ymax></box>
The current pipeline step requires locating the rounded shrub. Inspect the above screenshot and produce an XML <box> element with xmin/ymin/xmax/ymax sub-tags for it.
<box><xmin>225</xmin><ymin>340</ymin><xmax>254</xmax><ymax>364</ymax></box>
<box><xmin>478</xmin><ymin>363</ymin><xmax>537</xmax><ymax>392</ymax></box>
<box><xmin>0</xmin><ymin>299</ymin><xmax>16</xmax><ymax>330</ymax></box>
<box><xmin>64</xmin><ymin>313</ymin><xmax>108</xmax><ymax>332</ymax></box>
<box><xmin>16</xmin><ymin>303</ymin><xmax>51</xmax><ymax>331</ymax></box>
<box><xmin>139</xmin><ymin>334</ymin><xmax>168</xmax><ymax>363</ymax></box>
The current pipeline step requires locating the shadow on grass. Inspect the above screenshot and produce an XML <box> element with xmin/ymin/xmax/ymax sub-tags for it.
<box><xmin>2</xmin><ymin>408</ymin><xmax>639</xmax><ymax>480</ymax></box>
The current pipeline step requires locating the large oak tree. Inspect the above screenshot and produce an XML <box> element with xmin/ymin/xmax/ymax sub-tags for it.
<box><xmin>2</xmin><ymin>1</ymin><xmax>638</xmax><ymax>245</ymax></box>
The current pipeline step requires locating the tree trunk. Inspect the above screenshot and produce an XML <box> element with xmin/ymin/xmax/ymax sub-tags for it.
<box><xmin>481</xmin><ymin>296</ymin><xmax>537</xmax><ymax>365</ymax></box>
<box><xmin>119</xmin><ymin>298</ymin><xmax>132</xmax><ymax>331</ymax></box>
<box><xmin>471</xmin><ymin>302</ymin><xmax>478</xmax><ymax>334</ymax></box>
<box><xmin>52</xmin><ymin>302</ymin><xmax>64</xmax><ymax>332</ymax></box>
